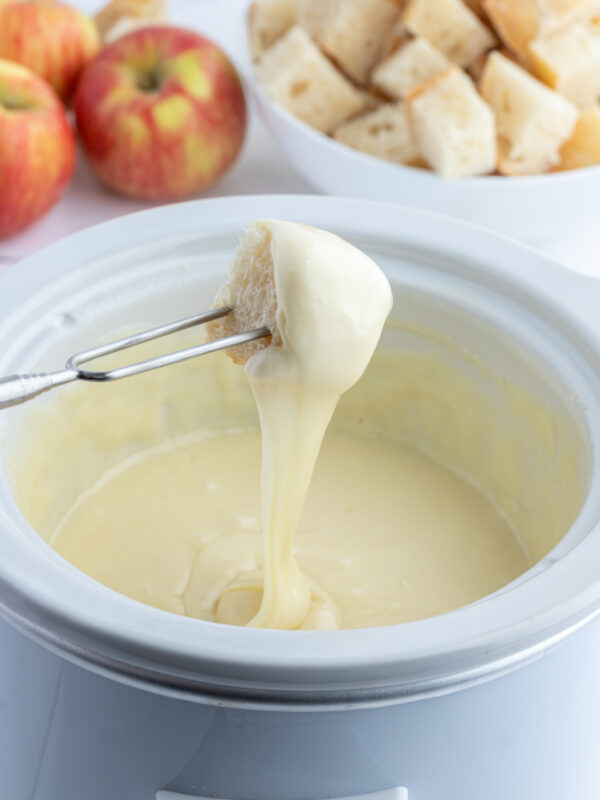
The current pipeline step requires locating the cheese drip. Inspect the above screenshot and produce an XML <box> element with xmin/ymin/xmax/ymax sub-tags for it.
<box><xmin>242</xmin><ymin>222</ymin><xmax>393</xmax><ymax>629</ymax></box>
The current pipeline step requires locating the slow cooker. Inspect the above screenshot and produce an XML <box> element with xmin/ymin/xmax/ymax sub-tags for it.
<box><xmin>0</xmin><ymin>196</ymin><xmax>599</xmax><ymax>800</ymax></box>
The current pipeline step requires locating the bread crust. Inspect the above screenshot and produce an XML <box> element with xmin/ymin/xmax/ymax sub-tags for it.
<box><xmin>248</xmin><ymin>0</ymin><xmax>298</xmax><ymax>60</ymax></box>
<box><xmin>206</xmin><ymin>223</ymin><xmax>279</xmax><ymax>366</ymax></box>
<box><xmin>483</xmin><ymin>0</ymin><xmax>593</xmax><ymax>61</ymax></box>
<box><xmin>298</xmin><ymin>0</ymin><xmax>400</xmax><ymax>85</ymax></box>
<box><xmin>406</xmin><ymin>65</ymin><xmax>497</xmax><ymax>178</ymax></box>
<box><xmin>480</xmin><ymin>51</ymin><xmax>579</xmax><ymax>175</ymax></box>
<box><xmin>403</xmin><ymin>0</ymin><xmax>497</xmax><ymax>67</ymax></box>
<box><xmin>256</xmin><ymin>25</ymin><xmax>367</xmax><ymax>133</ymax></box>
<box><xmin>372</xmin><ymin>37</ymin><xmax>450</xmax><ymax>100</ymax></box>
<box><xmin>528</xmin><ymin>17</ymin><xmax>600</xmax><ymax>107</ymax></box>
<box><xmin>555</xmin><ymin>107</ymin><xmax>600</xmax><ymax>170</ymax></box>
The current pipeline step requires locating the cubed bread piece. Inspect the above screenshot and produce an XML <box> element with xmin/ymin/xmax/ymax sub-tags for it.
<box><xmin>528</xmin><ymin>19</ymin><xmax>600</xmax><ymax>107</ymax></box>
<box><xmin>206</xmin><ymin>223</ymin><xmax>280</xmax><ymax>365</ymax></box>
<box><xmin>483</xmin><ymin>0</ymin><xmax>594</xmax><ymax>60</ymax></box>
<box><xmin>555</xmin><ymin>106</ymin><xmax>600</xmax><ymax>170</ymax></box>
<box><xmin>402</xmin><ymin>0</ymin><xmax>497</xmax><ymax>67</ymax></box>
<box><xmin>256</xmin><ymin>25</ymin><xmax>367</xmax><ymax>133</ymax></box>
<box><xmin>333</xmin><ymin>103</ymin><xmax>421</xmax><ymax>165</ymax></box>
<box><xmin>480</xmin><ymin>51</ymin><xmax>579</xmax><ymax>174</ymax></box>
<box><xmin>372</xmin><ymin>37</ymin><xmax>450</xmax><ymax>100</ymax></box>
<box><xmin>298</xmin><ymin>0</ymin><xmax>399</xmax><ymax>85</ymax></box>
<box><xmin>248</xmin><ymin>0</ymin><xmax>298</xmax><ymax>60</ymax></box>
<box><xmin>406</xmin><ymin>66</ymin><xmax>497</xmax><ymax>178</ymax></box>
<box><xmin>95</xmin><ymin>0</ymin><xmax>167</xmax><ymax>41</ymax></box>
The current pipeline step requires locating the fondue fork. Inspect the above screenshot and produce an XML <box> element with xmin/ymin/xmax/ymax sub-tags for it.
<box><xmin>0</xmin><ymin>307</ymin><xmax>269</xmax><ymax>410</ymax></box>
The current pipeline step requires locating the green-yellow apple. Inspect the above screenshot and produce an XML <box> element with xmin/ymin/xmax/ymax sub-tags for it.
<box><xmin>0</xmin><ymin>59</ymin><xmax>75</xmax><ymax>239</ymax></box>
<box><xmin>73</xmin><ymin>26</ymin><xmax>247</xmax><ymax>200</ymax></box>
<box><xmin>0</xmin><ymin>1</ymin><xmax>101</xmax><ymax>101</ymax></box>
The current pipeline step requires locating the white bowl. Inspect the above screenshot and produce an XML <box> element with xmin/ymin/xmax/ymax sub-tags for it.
<box><xmin>239</xmin><ymin>16</ymin><xmax>600</xmax><ymax>242</ymax></box>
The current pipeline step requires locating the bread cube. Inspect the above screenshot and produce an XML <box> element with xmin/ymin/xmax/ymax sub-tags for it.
<box><xmin>528</xmin><ymin>19</ymin><xmax>600</xmax><ymax>107</ymax></box>
<box><xmin>256</xmin><ymin>26</ymin><xmax>367</xmax><ymax>133</ymax></box>
<box><xmin>206</xmin><ymin>223</ymin><xmax>280</xmax><ymax>365</ymax></box>
<box><xmin>248</xmin><ymin>0</ymin><xmax>298</xmax><ymax>60</ymax></box>
<box><xmin>298</xmin><ymin>0</ymin><xmax>400</xmax><ymax>85</ymax></box>
<box><xmin>483</xmin><ymin>0</ymin><xmax>593</xmax><ymax>60</ymax></box>
<box><xmin>406</xmin><ymin>66</ymin><xmax>497</xmax><ymax>178</ymax></box>
<box><xmin>480</xmin><ymin>51</ymin><xmax>579</xmax><ymax>174</ymax></box>
<box><xmin>372</xmin><ymin>37</ymin><xmax>450</xmax><ymax>100</ymax></box>
<box><xmin>333</xmin><ymin>103</ymin><xmax>421</xmax><ymax>165</ymax></box>
<box><xmin>555</xmin><ymin>106</ymin><xmax>600</xmax><ymax>170</ymax></box>
<box><xmin>402</xmin><ymin>0</ymin><xmax>497</xmax><ymax>67</ymax></box>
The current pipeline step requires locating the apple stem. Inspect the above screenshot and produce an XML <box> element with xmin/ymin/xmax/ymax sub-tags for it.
<box><xmin>137</xmin><ymin>68</ymin><xmax>163</xmax><ymax>93</ymax></box>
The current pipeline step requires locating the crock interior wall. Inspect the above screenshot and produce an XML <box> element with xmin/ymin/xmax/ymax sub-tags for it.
<box><xmin>7</xmin><ymin>284</ymin><xmax>588</xmax><ymax>568</ymax></box>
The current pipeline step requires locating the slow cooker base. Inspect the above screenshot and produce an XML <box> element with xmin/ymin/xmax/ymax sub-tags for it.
<box><xmin>3</xmin><ymin>612</ymin><xmax>599</xmax><ymax>800</ymax></box>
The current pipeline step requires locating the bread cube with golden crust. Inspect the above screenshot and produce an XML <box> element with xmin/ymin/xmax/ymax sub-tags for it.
<box><xmin>256</xmin><ymin>25</ymin><xmax>367</xmax><ymax>133</ymax></box>
<box><xmin>555</xmin><ymin>106</ymin><xmax>600</xmax><ymax>170</ymax></box>
<box><xmin>528</xmin><ymin>18</ymin><xmax>600</xmax><ymax>107</ymax></box>
<box><xmin>480</xmin><ymin>51</ymin><xmax>579</xmax><ymax>174</ymax></box>
<box><xmin>402</xmin><ymin>0</ymin><xmax>497</xmax><ymax>67</ymax></box>
<box><xmin>299</xmin><ymin>0</ymin><xmax>400</xmax><ymax>85</ymax></box>
<box><xmin>407</xmin><ymin>66</ymin><xmax>497</xmax><ymax>178</ymax></box>
<box><xmin>483</xmin><ymin>0</ymin><xmax>594</xmax><ymax>60</ymax></box>
<box><xmin>248</xmin><ymin>0</ymin><xmax>298</xmax><ymax>60</ymax></box>
<box><xmin>372</xmin><ymin>37</ymin><xmax>450</xmax><ymax>100</ymax></box>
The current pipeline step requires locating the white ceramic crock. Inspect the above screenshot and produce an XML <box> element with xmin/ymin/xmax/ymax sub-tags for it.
<box><xmin>1</xmin><ymin>196</ymin><xmax>600</xmax><ymax>800</ymax></box>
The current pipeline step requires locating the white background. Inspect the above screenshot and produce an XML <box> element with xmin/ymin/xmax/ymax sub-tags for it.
<box><xmin>1</xmin><ymin>0</ymin><xmax>599</xmax><ymax>275</ymax></box>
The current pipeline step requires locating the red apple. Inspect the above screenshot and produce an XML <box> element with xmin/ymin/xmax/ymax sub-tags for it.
<box><xmin>73</xmin><ymin>26</ymin><xmax>247</xmax><ymax>201</ymax></box>
<box><xmin>0</xmin><ymin>59</ymin><xmax>75</xmax><ymax>240</ymax></box>
<box><xmin>0</xmin><ymin>1</ymin><xmax>101</xmax><ymax>102</ymax></box>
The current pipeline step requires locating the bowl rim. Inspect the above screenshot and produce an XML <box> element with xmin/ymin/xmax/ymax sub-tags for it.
<box><xmin>1</xmin><ymin>195</ymin><xmax>600</xmax><ymax>709</ymax></box>
<box><xmin>239</xmin><ymin>5</ymin><xmax>600</xmax><ymax>187</ymax></box>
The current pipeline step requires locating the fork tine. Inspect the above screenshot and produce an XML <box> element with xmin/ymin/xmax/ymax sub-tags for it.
<box><xmin>74</xmin><ymin>328</ymin><xmax>270</xmax><ymax>382</ymax></box>
<box><xmin>66</xmin><ymin>306</ymin><xmax>233</xmax><ymax>371</ymax></box>
<box><xmin>0</xmin><ymin>306</ymin><xmax>271</xmax><ymax>409</ymax></box>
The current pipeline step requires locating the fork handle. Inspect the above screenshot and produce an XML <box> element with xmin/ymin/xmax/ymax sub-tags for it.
<box><xmin>0</xmin><ymin>371</ymin><xmax>77</xmax><ymax>410</ymax></box>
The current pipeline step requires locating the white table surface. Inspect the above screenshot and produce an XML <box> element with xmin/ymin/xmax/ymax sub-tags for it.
<box><xmin>1</xmin><ymin>0</ymin><xmax>599</xmax><ymax>277</ymax></box>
